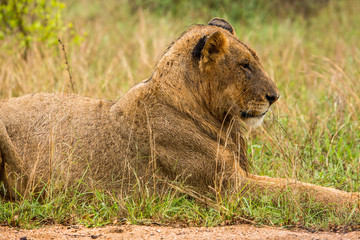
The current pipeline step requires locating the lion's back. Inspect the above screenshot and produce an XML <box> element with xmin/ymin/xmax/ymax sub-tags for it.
<box><xmin>0</xmin><ymin>93</ymin><xmax>127</xmax><ymax>183</ymax></box>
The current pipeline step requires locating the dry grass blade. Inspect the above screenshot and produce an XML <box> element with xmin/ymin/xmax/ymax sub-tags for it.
<box><xmin>58</xmin><ymin>38</ymin><xmax>76</xmax><ymax>93</ymax></box>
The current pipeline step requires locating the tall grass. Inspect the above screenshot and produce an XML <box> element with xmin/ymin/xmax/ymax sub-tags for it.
<box><xmin>0</xmin><ymin>0</ymin><xmax>359</xmax><ymax>230</ymax></box>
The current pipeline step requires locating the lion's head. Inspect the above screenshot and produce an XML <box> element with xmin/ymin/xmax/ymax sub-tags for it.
<box><xmin>153</xmin><ymin>18</ymin><xmax>279</xmax><ymax>129</ymax></box>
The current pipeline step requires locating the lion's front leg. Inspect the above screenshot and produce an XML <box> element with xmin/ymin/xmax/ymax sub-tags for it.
<box><xmin>244</xmin><ymin>174</ymin><xmax>359</xmax><ymax>208</ymax></box>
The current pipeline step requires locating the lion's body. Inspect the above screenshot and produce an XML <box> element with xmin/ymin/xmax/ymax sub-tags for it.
<box><xmin>0</xmin><ymin>18</ymin><xmax>358</xmax><ymax>206</ymax></box>
<box><xmin>0</xmin><ymin>94</ymin><xmax>120</xmax><ymax>188</ymax></box>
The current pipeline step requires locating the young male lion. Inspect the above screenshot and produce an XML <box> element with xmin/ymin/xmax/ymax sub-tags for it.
<box><xmin>0</xmin><ymin>18</ymin><xmax>358</xmax><ymax>206</ymax></box>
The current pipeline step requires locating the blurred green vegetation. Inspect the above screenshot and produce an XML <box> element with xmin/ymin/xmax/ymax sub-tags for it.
<box><xmin>0</xmin><ymin>0</ymin><xmax>335</xmax><ymax>58</ymax></box>
<box><xmin>0</xmin><ymin>0</ymin><xmax>79</xmax><ymax>58</ymax></box>
<box><xmin>129</xmin><ymin>0</ymin><xmax>330</xmax><ymax>22</ymax></box>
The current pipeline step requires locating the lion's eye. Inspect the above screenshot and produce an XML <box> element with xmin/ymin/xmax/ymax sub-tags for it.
<box><xmin>242</xmin><ymin>63</ymin><xmax>250</xmax><ymax>70</ymax></box>
<box><xmin>239</xmin><ymin>61</ymin><xmax>251</xmax><ymax>72</ymax></box>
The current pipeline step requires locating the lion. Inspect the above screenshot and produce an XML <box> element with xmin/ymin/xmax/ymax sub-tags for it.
<box><xmin>0</xmin><ymin>18</ymin><xmax>358</xmax><ymax>207</ymax></box>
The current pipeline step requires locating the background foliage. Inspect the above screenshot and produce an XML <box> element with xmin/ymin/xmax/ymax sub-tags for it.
<box><xmin>0</xmin><ymin>0</ymin><xmax>71</xmax><ymax>58</ymax></box>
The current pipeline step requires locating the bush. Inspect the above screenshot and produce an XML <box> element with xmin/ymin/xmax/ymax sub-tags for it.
<box><xmin>0</xmin><ymin>0</ymin><xmax>67</xmax><ymax>58</ymax></box>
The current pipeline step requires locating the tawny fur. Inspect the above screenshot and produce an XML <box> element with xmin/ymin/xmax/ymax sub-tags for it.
<box><xmin>0</xmin><ymin>18</ymin><xmax>358</xmax><ymax>206</ymax></box>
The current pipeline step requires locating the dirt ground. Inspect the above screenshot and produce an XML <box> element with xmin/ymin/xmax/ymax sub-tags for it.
<box><xmin>1</xmin><ymin>224</ymin><xmax>360</xmax><ymax>240</ymax></box>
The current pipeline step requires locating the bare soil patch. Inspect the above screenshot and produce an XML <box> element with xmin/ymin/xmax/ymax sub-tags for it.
<box><xmin>1</xmin><ymin>224</ymin><xmax>359</xmax><ymax>240</ymax></box>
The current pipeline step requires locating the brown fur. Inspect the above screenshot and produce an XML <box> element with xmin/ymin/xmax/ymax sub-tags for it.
<box><xmin>0</xmin><ymin>18</ymin><xmax>358</xmax><ymax>206</ymax></box>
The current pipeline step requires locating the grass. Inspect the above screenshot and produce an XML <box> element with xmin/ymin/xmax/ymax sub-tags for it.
<box><xmin>0</xmin><ymin>0</ymin><xmax>360</xmax><ymax>231</ymax></box>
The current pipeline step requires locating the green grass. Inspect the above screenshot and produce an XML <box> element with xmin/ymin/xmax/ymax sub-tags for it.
<box><xmin>0</xmin><ymin>0</ymin><xmax>359</xmax><ymax>231</ymax></box>
<box><xmin>2</xmin><ymin>182</ymin><xmax>359</xmax><ymax>229</ymax></box>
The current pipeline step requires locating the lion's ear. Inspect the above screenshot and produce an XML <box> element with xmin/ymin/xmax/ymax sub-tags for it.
<box><xmin>200</xmin><ymin>31</ymin><xmax>229</xmax><ymax>72</ymax></box>
<box><xmin>208</xmin><ymin>18</ymin><xmax>236</xmax><ymax>36</ymax></box>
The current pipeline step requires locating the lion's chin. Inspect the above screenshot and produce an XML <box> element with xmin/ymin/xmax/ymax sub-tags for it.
<box><xmin>243</xmin><ymin>115</ymin><xmax>265</xmax><ymax>128</ymax></box>
<box><xmin>239</xmin><ymin>108</ymin><xmax>268</xmax><ymax>128</ymax></box>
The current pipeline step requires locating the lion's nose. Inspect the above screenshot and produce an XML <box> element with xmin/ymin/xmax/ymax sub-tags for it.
<box><xmin>266</xmin><ymin>93</ymin><xmax>279</xmax><ymax>105</ymax></box>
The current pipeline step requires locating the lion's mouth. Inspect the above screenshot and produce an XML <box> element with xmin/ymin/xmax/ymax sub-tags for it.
<box><xmin>221</xmin><ymin>107</ymin><xmax>269</xmax><ymax>126</ymax></box>
<box><xmin>240</xmin><ymin>109</ymin><xmax>268</xmax><ymax>119</ymax></box>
